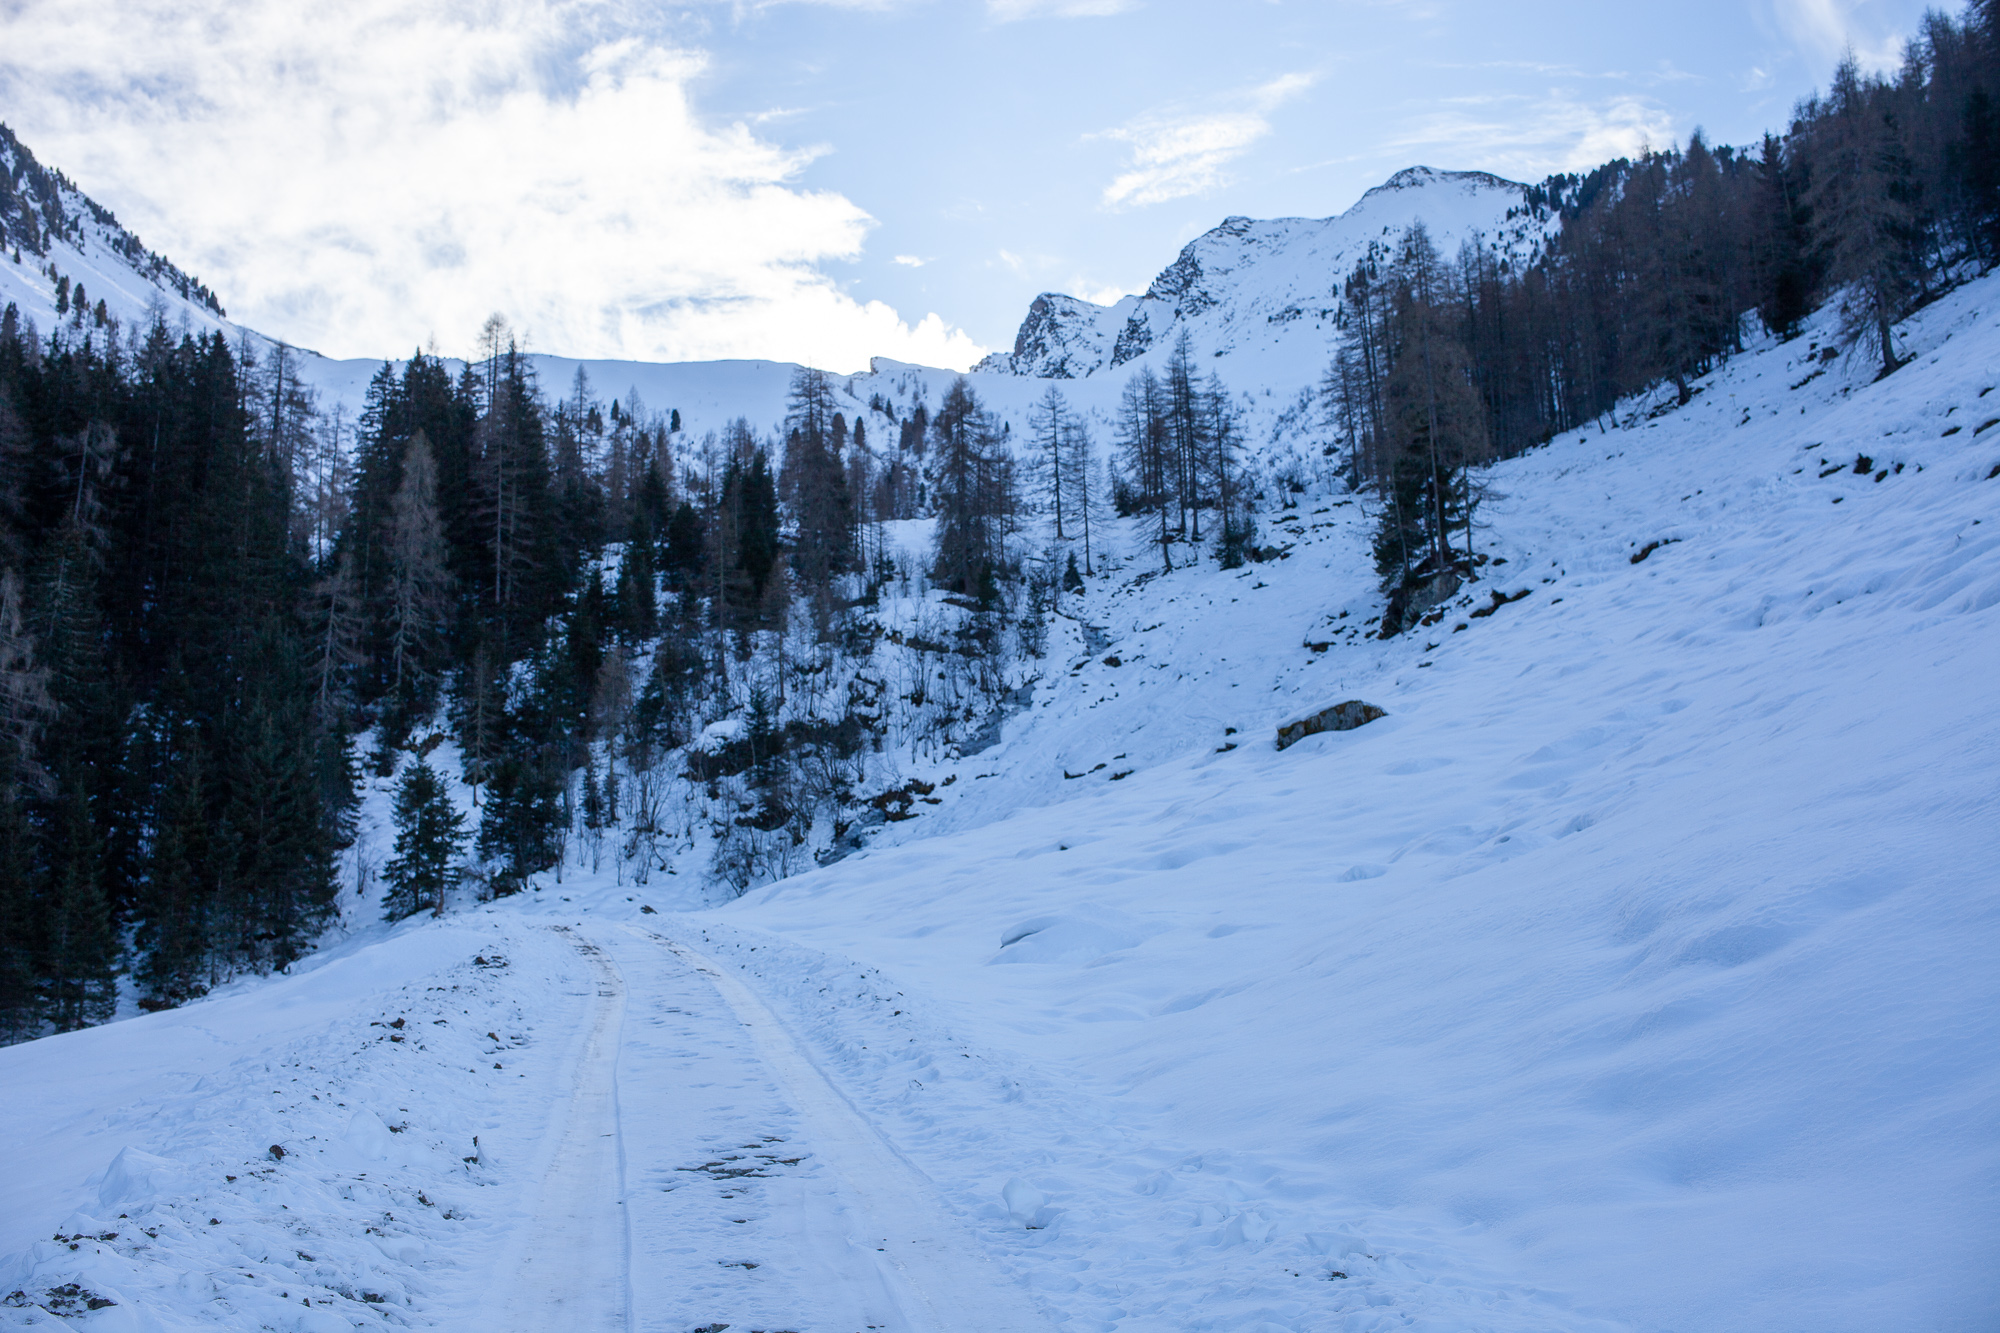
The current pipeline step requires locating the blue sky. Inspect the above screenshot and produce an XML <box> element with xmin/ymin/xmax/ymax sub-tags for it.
<box><xmin>1</xmin><ymin>0</ymin><xmax>1939</xmax><ymax>369</ymax></box>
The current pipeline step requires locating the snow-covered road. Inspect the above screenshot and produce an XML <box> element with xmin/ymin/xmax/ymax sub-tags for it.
<box><xmin>482</xmin><ymin>927</ymin><xmax>632</xmax><ymax>1333</ymax></box>
<box><xmin>0</xmin><ymin>911</ymin><xmax>1071</xmax><ymax>1333</ymax></box>
<box><xmin>619</xmin><ymin>925</ymin><xmax>1053</xmax><ymax>1333</ymax></box>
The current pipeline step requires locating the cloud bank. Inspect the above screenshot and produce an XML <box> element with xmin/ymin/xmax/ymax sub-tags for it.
<box><xmin>0</xmin><ymin>0</ymin><xmax>983</xmax><ymax>371</ymax></box>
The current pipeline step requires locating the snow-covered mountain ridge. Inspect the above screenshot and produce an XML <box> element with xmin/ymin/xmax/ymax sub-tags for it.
<box><xmin>272</xmin><ymin>168</ymin><xmax>1557</xmax><ymax>503</ymax></box>
<box><xmin>0</xmin><ymin>128</ymin><xmax>1525</xmax><ymax>516</ymax></box>
<box><xmin>4</xmin><ymin>244</ymin><xmax>1995</xmax><ymax>1333</ymax></box>
<box><xmin>0</xmin><ymin>124</ymin><xmax>230</xmax><ymax>339</ymax></box>
<box><xmin>977</xmin><ymin>167</ymin><xmax>1556</xmax><ymax>382</ymax></box>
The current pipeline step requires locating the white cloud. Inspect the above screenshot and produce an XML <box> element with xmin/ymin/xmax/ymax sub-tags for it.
<box><xmin>988</xmin><ymin>0</ymin><xmax>1136</xmax><ymax>20</ymax></box>
<box><xmin>1099</xmin><ymin>73</ymin><xmax>1316</xmax><ymax>209</ymax></box>
<box><xmin>893</xmin><ymin>254</ymin><xmax>927</xmax><ymax>267</ymax></box>
<box><xmin>1389</xmin><ymin>91</ymin><xmax>1681</xmax><ymax>178</ymax></box>
<box><xmin>1771</xmin><ymin>0</ymin><xmax>1906</xmax><ymax>73</ymax></box>
<box><xmin>0</xmin><ymin>0</ymin><xmax>984</xmax><ymax>371</ymax></box>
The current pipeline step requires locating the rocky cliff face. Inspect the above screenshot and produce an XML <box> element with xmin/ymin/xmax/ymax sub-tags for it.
<box><xmin>980</xmin><ymin>167</ymin><xmax>1558</xmax><ymax>382</ymax></box>
<box><xmin>975</xmin><ymin>290</ymin><xmax>1139</xmax><ymax>379</ymax></box>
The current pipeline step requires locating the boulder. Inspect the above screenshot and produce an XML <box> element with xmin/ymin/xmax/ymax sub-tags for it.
<box><xmin>1276</xmin><ymin>700</ymin><xmax>1385</xmax><ymax>751</ymax></box>
<box><xmin>1381</xmin><ymin>570</ymin><xmax>1461</xmax><ymax>637</ymax></box>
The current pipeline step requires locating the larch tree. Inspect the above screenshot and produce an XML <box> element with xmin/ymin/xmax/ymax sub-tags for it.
<box><xmin>1028</xmin><ymin>385</ymin><xmax>1073</xmax><ymax>539</ymax></box>
<box><xmin>385</xmin><ymin>430</ymin><xmax>452</xmax><ymax>718</ymax></box>
<box><xmin>1809</xmin><ymin>56</ymin><xmax>1929</xmax><ymax>377</ymax></box>
<box><xmin>928</xmin><ymin>378</ymin><xmax>1013</xmax><ymax>600</ymax></box>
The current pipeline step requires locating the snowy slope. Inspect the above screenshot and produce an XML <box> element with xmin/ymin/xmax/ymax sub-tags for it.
<box><xmin>694</xmin><ymin>279</ymin><xmax>2000</xmax><ymax>1333</ymax></box>
<box><xmin>976</xmin><ymin>168</ymin><xmax>1555</xmax><ymax>384</ymax></box>
<box><xmin>5</xmin><ymin>254</ymin><xmax>1997</xmax><ymax>1333</ymax></box>
<box><xmin>0</xmin><ymin>126</ymin><xmax>230</xmax><ymax>343</ymax></box>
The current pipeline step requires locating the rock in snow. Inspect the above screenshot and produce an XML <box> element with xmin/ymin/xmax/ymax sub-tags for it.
<box><xmin>1275</xmin><ymin>700</ymin><xmax>1386</xmax><ymax>750</ymax></box>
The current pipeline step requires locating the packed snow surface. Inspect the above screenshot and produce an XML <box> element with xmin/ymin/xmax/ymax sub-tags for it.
<box><xmin>5</xmin><ymin>270</ymin><xmax>1999</xmax><ymax>1331</ymax></box>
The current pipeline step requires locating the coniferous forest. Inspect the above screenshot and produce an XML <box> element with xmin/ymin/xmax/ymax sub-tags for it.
<box><xmin>2</xmin><ymin>1</ymin><xmax>1999</xmax><ymax>1041</ymax></box>
<box><xmin>0</xmin><ymin>309</ymin><xmax>1039</xmax><ymax>1039</ymax></box>
<box><xmin>1327</xmin><ymin>5</ymin><xmax>2000</xmax><ymax>628</ymax></box>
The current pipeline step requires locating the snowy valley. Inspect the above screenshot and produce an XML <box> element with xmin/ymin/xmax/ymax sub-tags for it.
<box><xmin>1</xmin><ymin>91</ymin><xmax>1997</xmax><ymax>1333</ymax></box>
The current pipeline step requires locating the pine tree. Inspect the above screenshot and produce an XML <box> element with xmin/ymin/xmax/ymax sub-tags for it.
<box><xmin>1062</xmin><ymin>552</ymin><xmax>1084</xmax><ymax>594</ymax></box>
<box><xmin>0</xmin><ymin>792</ymin><xmax>37</xmax><ymax>1040</ymax></box>
<box><xmin>383</xmin><ymin>759</ymin><xmax>465</xmax><ymax>921</ymax></box>
<box><xmin>716</xmin><ymin>426</ymin><xmax>780</xmax><ymax>631</ymax></box>
<box><xmin>1754</xmin><ymin>133</ymin><xmax>1817</xmax><ymax>337</ymax></box>
<box><xmin>452</xmin><ymin>644</ymin><xmax>506</xmax><ymax>807</ymax></box>
<box><xmin>0</xmin><ymin>568</ymin><xmax>49</xmax><ymax>1037</ymax></box>
<box><xmin>1364</xmin><ymin>222</ymin><xmax>1491</xmax><ymax>625</ymax></box>
<box><xmin>214</xmin><ymin>624</ymin><xmax>340</xmax><ymax>970</ymax></box>
<box><xmin>1164</xmin><ymin>330</ymin><xmax>1208</xmax><ymax>540</ymax></box>
<box><xmin>662</xmin><ymin>499</ymin><xmax>704</xmax><ymax>585</ymax></box>
<box><xmin>0</xmin><ymin>568</ymin><xmax>51</xmax><ymax>803</ymax></box>
<box><xmin>1956</xmin><ymin>88</ymin><xmax>2000</xmax><ymax>261</ymax></box>
<box><xmin>612</xmin><ymin>525</ymin><xmax>658</xmax><ymax>642</ymax></box>
<box><xmin>477</xmin><ymin>648</ymin><xmax>568</xmax><ymax>893</ymax></box>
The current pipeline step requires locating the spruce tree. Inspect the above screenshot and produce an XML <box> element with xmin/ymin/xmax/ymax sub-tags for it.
<box><xmin>134</xmin><ymin>716</ymin><xmax>212</xmax><ymax>1006</ymax></box>
<box><xmin>383</xmin><ymin>759</ymin><xmax>465</xmax><ymax>921</ymax></box>
<box><xmin>0</xmin><ymin>793</ymin><xmax>37</xmax><ymax>1040</ymax></box>
<box><xmin>477</xmin><ymin>648</ymin><xmax>567</xmax><ymax>893</ymax></box>
<box><xmin>781</xmin><ymin>368</ymin><xmax>855</xmax><ymax>620</ymax></box>
<box><xmin>38</xmin><ymin>762</ymin><xmax>114</xmax><ymax>1030</ymax></box>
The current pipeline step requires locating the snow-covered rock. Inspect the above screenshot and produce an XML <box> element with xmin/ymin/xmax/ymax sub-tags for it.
<box><xmin>979</xmin><ymin>167</ymin><xmax>1557</xmax><ymax>382</ymax></box>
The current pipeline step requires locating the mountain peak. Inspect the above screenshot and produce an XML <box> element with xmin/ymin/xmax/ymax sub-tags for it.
<box><xmin>1370</xmin><ymin>164</ymin><xmax>1524</xmax><ymax>196</ymax></box>
<box><xmin>980</xmin><ymin>164</ymin><xmax>1551</xmax><ymax>381</ymax></box>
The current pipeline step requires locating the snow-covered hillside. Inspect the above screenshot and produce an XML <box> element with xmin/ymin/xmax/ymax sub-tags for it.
<box><xmin>1</xmin><ymin>127</ymin><xmax>1504</xmax><ymax>502</ymax></box>
<box><xmin>976</xmin><ymin>168</ymin><xmax>1555</xmax><ymax>384</ymax></box>
<box><xmin>5</xmin><ymin>235</ymin><xmax>1996</xmax><ymax>1333</ymax></box>
<box><xmin>0</xmin><ymin>125</ymin><xmax>230</xmax><ymax>343</ymax></box>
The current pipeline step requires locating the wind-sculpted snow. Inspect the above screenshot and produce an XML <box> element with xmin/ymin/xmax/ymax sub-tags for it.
<box><xmin>5</xmin><ymin>260</ymin><xmax>1999</xmax><ymax>1332</ymax></box>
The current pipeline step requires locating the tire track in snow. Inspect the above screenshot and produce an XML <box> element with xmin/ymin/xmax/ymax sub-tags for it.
<box><xmin>628</xmin><ymin>925</ymin><xmax>1054</xmax><ymax>1333</ymax></box>
<box><xmin>483</xmin><ymin>925</ymin><xmax>635</xmax><ymax>1333</ymax></box>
